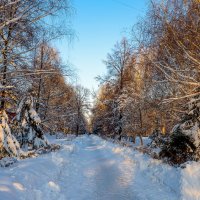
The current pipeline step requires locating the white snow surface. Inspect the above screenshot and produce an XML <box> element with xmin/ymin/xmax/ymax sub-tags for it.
<box><xmin>0</xmin><ymin>135</ymin><xmax>199</xmax><ymax>200</ymax></box>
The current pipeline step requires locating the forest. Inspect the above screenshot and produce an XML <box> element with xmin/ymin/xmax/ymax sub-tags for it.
<box><xmin>92</xmin><ymin>0</ymin><xmax>200</xmax><ymax>165</ymax></box>
<box><xmin>0</xmin><ymin>0</ymin><xmax>90</xmax><ymax>158</ymax></box>
<box><xmin>0</xmin><ymin>0</ymin><xmax>200</xmax><ymax>199</ymax></box>
<box><xmin>0</xmin><ymin>0</ymin><xmax>200</xmax><ymax>165</ymax></box>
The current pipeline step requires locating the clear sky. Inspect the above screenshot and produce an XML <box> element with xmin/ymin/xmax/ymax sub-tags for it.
<box><xmin>55</xmin><ymin>0</ymin><xmax>148</xmax><ymax>92</ymax></box>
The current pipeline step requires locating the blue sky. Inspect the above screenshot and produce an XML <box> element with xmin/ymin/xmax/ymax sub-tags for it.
<box><xmin>55</xmin><ymin>0</ymin><xmax>148</xmax><ymax>92</ymax></box>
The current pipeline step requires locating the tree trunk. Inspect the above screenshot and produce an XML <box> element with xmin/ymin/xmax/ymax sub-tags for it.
<box><xmin>43</xmin><ymin>90</ymin><xmax>51</xmax><ymax>120</ymax></box>
<box><xmin>1</xmin><ymin>41</ymin><xmax>8</xmax><ymax>109</ymax></box>
<box><xmin>76</xmin><ymin>124</ymin><xmax>79</xmax><ymax>137</ymax></box>
<box><xmin>76</xmin><ymin>106</ymin><xmax>80</xmax><ymax>136</ymax></box>
<box><xmin>118</xmin><ymin>113</ymin><xmax>123</xmax><ymax>136</ymax></box>
<box><xmin>36</xmin><ymin>44</ymin><xmax>44</xmax><ymax>112</ymax></box>
<box><xmin>139</xmin><ymin>107</ymin><xmax>143</xmax><ymax>145</ymax></box>
<box><xmin>139</xmin><ymin>134</ymin><xmax>143</xmax><ymax>146</ymax></box>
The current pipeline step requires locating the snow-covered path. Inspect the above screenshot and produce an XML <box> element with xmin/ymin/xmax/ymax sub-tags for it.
<box><xmin>0</xmin><ymin>135</ymin><xmax>198</xmax><ymax>200</ymax></box>
<box><xmin>61</xmin><ymin>136</ymin><xmax>179</xmax><ymax>200</ymax></box>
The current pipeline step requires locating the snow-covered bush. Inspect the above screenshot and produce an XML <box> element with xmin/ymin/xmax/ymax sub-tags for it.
<box><xmin>0</xmin><ymin>110</ymin><xmax>22</xmax><ymax>158</ymax></box>
<box><xmin>148</xmin><ymin>129</ymin><xmax>166</xmax><ymax>148</ymax></box>
<box><xmin>15</xmin><ymin>96</ymin><xmax>49</xmax><ymax>151</ymax></box>
<box><xmin>160</xmin><ymin>95</ymin><xmax>200</xmax><ymax>165</ymax></box>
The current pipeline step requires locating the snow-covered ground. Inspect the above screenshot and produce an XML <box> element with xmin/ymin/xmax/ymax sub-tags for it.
<box><xmin>0</xmin><ymin>135</ymin><xmax>199</xmax><ymax>200</ymax></box>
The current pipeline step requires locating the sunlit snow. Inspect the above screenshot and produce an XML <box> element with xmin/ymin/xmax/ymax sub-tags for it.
<box><xmin>0</xmin><ymin>135</ymin><xmax>199</xmax><ymax>200</ymax></box>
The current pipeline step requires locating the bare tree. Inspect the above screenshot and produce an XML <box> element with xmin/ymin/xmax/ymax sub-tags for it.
<box><xmin>73</xmin><ymin>86</ymin><xmax>90</xmax><ymax>136</ymax></box>
<box><xmin>0</xmin><ymin>0</ymin><xmax>71</xmax><ymax>109</ymax></box>
<box><xmin>97</xmin><ymin>38</ymin><xmax>133</xmax><ymax>137</ymax></box>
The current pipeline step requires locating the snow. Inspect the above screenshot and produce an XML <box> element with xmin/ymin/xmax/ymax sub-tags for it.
<box><xmin>15</xmin><ymin>96</ymin><xmax>49</xmax><ymax>150</ymax></box>
<box><xmin>181</xmin><ymin>122</ymin><xmax>200</xmax><ymax>147</ymax></box>
<box><xmin>29</xmin><ymin>108</ymin><xmax>41</xmax><ymax>124</ymax></box>
<box><xmin>0</xmin><ymin>134</ymin><xmax>199</xmax><ymax>200</ymax></box>
<box><xmin>182</xmin><ymin>162</ymin><xmax>200</xmax><ymax>200</ymax></box>
<box><xmin>17</xmin><ymin>96</ymin><xmax>41</xmax><ymax>125</ymax></box>
<box><xmin>0</xmin><ymin>111</ymin><xmax>22</xmax><ymax>157</ymax></box>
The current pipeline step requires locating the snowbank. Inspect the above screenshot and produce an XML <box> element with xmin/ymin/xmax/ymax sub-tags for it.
<box><xmin>0</xmin><ymin>136</ymin><xmax>75</xmax><ymax>200</ymax></box>
<box><xmin>0</xmin><ymin>134</ymin><xmax>199</xmax><ymax>200</ymax></box>
<box><xmin>181</xmin><ymin>162</ymin><xmax>200</xmax><ymax>200</ymax></box>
